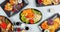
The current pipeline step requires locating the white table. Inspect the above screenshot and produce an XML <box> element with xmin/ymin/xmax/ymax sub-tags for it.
<box><xmin>0</xmin><ymin>0</ymin><xmax>60</xmax><ymax>32</ymax></box>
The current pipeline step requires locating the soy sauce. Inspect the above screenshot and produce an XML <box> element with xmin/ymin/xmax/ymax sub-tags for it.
<box><xmin>25</xmin><ymin>27</ymin><xmax>29</xmax><ymax>30</ymax></box>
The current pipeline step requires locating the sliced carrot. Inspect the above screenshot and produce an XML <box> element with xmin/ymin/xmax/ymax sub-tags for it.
<box><xmin>41</xmin><ymin>21</ymin><xmax>48</xmax><ymax>29</ymax></box>
<box><xmin>22</xmin><ymin>9</ymin><xmax>34</xmax><ymax>19</ymax></box>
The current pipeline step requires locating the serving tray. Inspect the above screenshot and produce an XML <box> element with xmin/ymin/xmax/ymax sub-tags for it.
<box><xmin>0</xmin><ymin>0</ymin><xmax>28</xmax><ymax>17</ymax></box>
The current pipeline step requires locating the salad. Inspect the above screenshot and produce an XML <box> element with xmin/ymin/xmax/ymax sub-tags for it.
<box><xmin>0</xmin><ymin>16</ymin><xmax>13</xmax><ymax>32</ymax></box>
<box><xmin>36</xmin><ymin>0</ymin><xmax>60</xmax><ymax>6</ymax></box>
<box><xmin>20</xmin><ymin>8</ymin><xmax>42</xmax><ymax>24</ymax></box>
<box><xmin>39</xmin><ymin>14</ymin><xmax>60</xmax><ymax>32</ymax></box>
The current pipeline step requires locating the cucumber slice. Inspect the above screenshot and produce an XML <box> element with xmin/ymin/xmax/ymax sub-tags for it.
<box><xmin>21</xmin><ymin>13</ymin><xmax>25</xmax><ymax>17</ymax></box>
<box><xmin>25</xmin><ymin>19</ymin><xmax>29</xmax><ymax>24</ymax></box>
<box><xmin>21</xmin><ymin>16</ymin><xmax>26</xmax><ymax>22</ymax></box>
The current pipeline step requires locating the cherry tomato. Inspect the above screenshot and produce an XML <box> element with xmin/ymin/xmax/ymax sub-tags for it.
<box><xmin>1</xmin><ymin>22</ymin><xmax>7</xmax><ymax>29</ymax></box>
<box><xmin>26</xmin><ymin>16</ymin><xmax>29</xmax><ymax>18</ymax></box>
<box><xmin>29</xmin><ymin>19</ymin><xmax>34</xmax><ymax>24</ymax></box>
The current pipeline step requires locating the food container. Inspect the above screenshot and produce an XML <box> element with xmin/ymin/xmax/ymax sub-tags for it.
<box><xmin>39</xmin><ymin>13</ymin><xmax>60</xmax><ymax>32</ymax></box>
<box><xmin>19</xmin><ymin>8</ymin><xmax>42</xmax><ymax>24</ymax></box>
<box><xmin>0</xmin><ymin>15</ymin><xmax>14</xmax><ymax>32</ymax></box>
<box><xmin>36</xmin><ymin>0</ymin><xmax>60</xmax><ymax>7</ymax></box>
<box><xmin>0</xmin><ymin>0</ymin><xmax>28</xmax><ymax>17</ymax></box>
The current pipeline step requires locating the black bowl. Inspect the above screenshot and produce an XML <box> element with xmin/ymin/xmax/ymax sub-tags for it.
<box><xmin>19</xmin><ymin>8</ymin><xmax>42</xmax><ymax>24</ymax></box>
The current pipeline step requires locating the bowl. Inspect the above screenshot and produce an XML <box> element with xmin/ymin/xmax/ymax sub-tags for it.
<box><xmin>19</xmin><ymin>8</ymin><xmax>42</xmax><ymax>24</ymax></box>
